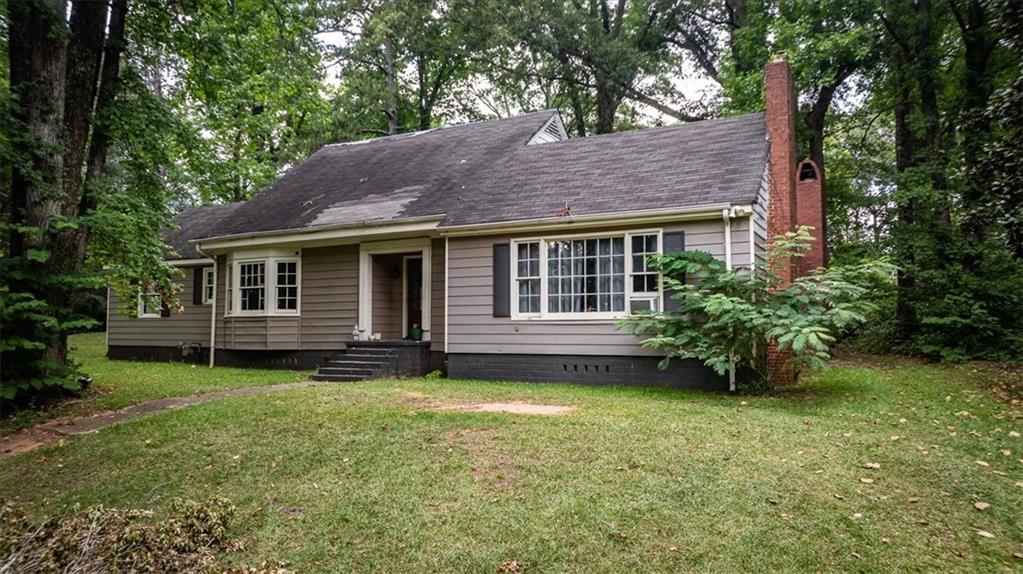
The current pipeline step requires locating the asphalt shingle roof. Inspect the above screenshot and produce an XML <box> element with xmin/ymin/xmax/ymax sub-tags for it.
<box><xmin>165</xmin><ymin>202</ymin><xmax>242</xmax><ymax>259</ymax></box>
<box><xmin>182</xmin><ymin>111</ymin><xmax>769</xmax><ymax>243</ymax></box>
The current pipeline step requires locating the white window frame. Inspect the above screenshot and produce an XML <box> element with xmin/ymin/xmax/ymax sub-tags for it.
<box><xmin>226</xmin><ymin>252</ymin><xmax>302</xmax><ymax>317</ymax></box>
<box><xmin>137</xmin><ymin>290</ymin><xmax>162</xmax><ymax>319</ymax></box>
<box><xmin>510</xmin><ymin>228</ymin><xmax>664</xmax><ymax>321</ymax></box>
<box><xmin>628</xmin><ymin>231</ymin><xmax>663</xmax><ymax>314</ymax></box>
<box><xmin>201</xmin><ymin>267</ymin><xmax>215</xmax><ymax>305</ymax></box>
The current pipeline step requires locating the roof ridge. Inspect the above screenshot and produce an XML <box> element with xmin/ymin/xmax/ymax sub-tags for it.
<box><xmin>533</xmin><ymin>112</ymin><xmax>765</xmax><ymax>147</ymax></box>
<box><xmin>324</xmin><ymin>110</ymin><xmax>558</xmax><ymax>148</ymax></box>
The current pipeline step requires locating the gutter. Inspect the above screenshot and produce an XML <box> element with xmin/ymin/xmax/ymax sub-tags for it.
<box><xmin>192</xmin><ymin>215</ymin><xmax>446</xmax><ymax>251</ymax></box>
<box><xmin>440</xmin><ymin>204</ymin><xmax>745</xmax><ymax>237</ymax></box>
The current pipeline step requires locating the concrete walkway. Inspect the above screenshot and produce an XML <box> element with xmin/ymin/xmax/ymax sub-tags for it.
<box><xmin>0</xmin><ymin>380</ymin><xmax>332</xmax><ymax>459</ymax></box>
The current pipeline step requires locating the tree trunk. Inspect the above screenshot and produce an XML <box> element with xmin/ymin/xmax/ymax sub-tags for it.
<box><xmin>79</xmin><ymin>0</ymin><xmax>128</xmax><ymax>266</ymax></box>
<box><xmin>955</xmin><ymin>0</ymin><xmax>995</xmax><ymax>244</ymax></box>
<box><xmin>8</xmin><ymin>0</ymin><xmax>72</xmax><ymax>371</ymax></box>
<box><xmin>594</xmin><ymin>76</ymin><xmax>618</xmax><ymax>134</ymax></box>
<box><xmin>63</xmin><ymin>0</ymin><xmax>109</xmax><ymax>203</ymax></box>
<box><xmin>893</xmin><ymin>55</ymin><xmax>918</xmax><ymax>341</ymax></box>
<box><xmin>384</xmin><ymin>39</ymin><xmax>399</xmax><ymax>135</ymax></box>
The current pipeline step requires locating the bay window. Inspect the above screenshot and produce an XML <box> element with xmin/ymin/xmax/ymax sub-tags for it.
<box><xmin>228</xmin><ymin>255</ymin><xmax>300</xmax><ymax>316</ymax></box>
<box><xmin>512</xmin><ymin>230</ymin><xmax>662</xmax><ymax>319</ymax></box>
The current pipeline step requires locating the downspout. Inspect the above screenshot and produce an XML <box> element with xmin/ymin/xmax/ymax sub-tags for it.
<box><xmin>723</xmin><ymin>208</ymin><xmax>736</xmax><ymax>392</ymax></box>
<box><xmin>196</xmin><ymin>246</ymin><xmax>217</xmax><ymax>368</ymax></box>
<box><xmin>444</xmin><ymin>236</ymin><xmax>449</xmax><ymax>354</ymax></box>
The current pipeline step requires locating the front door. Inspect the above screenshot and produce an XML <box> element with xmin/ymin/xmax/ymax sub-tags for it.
<box><xmin>404</xmin><ymin>256</ymin><xmax>423</xmax><ymax>338</ymax></box>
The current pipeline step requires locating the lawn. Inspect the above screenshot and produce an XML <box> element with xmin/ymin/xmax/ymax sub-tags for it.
<box><xmin>0</xmin><ymin>332</ymin><xmax>308</xmax><ymax>435</ymax></box>
<box><xmin>1</xmin><ymin>335</ymin><xmax>1021</xmax><ymax>572</ymax></box>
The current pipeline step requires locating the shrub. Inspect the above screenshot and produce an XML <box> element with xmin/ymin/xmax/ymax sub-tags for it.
<box><xmin>619</xmin><ymin>227</ymin><xmax>895</xmax><ymax>390</ymax></box>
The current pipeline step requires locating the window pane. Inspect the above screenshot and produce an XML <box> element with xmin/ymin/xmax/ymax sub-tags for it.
<box><xmin>612</xmin><ymin>275</ymin><xmax>625</xmax><ymax>293</ymax></box>
<box><xmin>632</xmin><ymin>235</ymin><xmax>644</xmax><ymax>253</ymax></box>
<box><xmin>612</xmin><ymin>293</ymin><xmax>625</xmax><ymax>311</ymax></box>
<box><xmin>612</xmin><ymin>237</ymin><xmax>624</xmax><ymax>255</ymax></box>
<box><xmin>633</xmin><ymin>275</ymin><xmax>646</xmax><ymax>293</ymax></box>
<box><xmin>529</xmin><ymin>242</ymin><xmax>539</xmax><ymax>259</ymax></box>
<box><xmin>646</xmin><ymin>235</ymin><xmax>658</xmax><ymax>253</ymax></box>
<box><xmin>548</xmin><ymin>295</ymin><xmax>560</xmax><ymax>313</ymax></box>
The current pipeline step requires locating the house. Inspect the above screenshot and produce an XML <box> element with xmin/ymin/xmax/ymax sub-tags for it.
<box><xmin>106</xmin><ymin>59</ymin><xmax>825</xmax><ymax>390</ymax></box>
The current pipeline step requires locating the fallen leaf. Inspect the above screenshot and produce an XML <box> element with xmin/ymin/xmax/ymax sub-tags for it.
<box><xmin>1012</xmin><ymin>552</ymin><xmax>1023</xmax><ymax>560</ymax></box>
<box><xmin>851</xmin><ymin>552</ymin><xmax>862</xmax><ymax>559</ymax></box>
<box><xmin>975</xmin><ymin>460</ymin><xmax>990</xmax><ymax>467</ymax></box>
<box><xmin>860</xmin><ymin>477</ymin><xmax>875</xmax><ymax>484</ymax></box>
<box><xmin>908</xmin><ymin>496</ymin><xmax>921</xmax><ymax>503</ymax></box>
<box><xmin>974</xmin><ymin>501</ymin><xmax>991</xmax><ymax>510</ymax></box>
<box><xmin>497</xmin><ymin>560</ymin><xmax>521</xmax><ymax>573</ymax></box>
<box><xmin>1001</xmin><ymin>449</ymin><xmax>1011</xmax><ymax>456</ymax></box>
<box><xmin>881</xmin><ymin>537</ymin><xmax>891</xmax><ymax>544</ymax></box>
<box><xmin>781</xmin><ymin>513</ymin><xmax>794</xmax><ymax>520</ymax></box>
<box><xmin>1009</xmin><ymin>431</ymin><xmax>1020</xmax><ymax>438</ymax></box>
<box><xmin>862</xmin><ymin>462</ymin><xmax>881</xmax><ymax>470</ymax></box>
<box><xmin>852</xmin><ymin>512</ymin><xmax>863</xmax><ymax>519</ymax></box>
<box><xmin>974</xmin><ymin>529</ymin><xmax>995</xmax><ymax>539</ymax></box>
<box><xmin>834</xmin><ymin>494</ymin><xmax>844</xmax><ymax>500</ymax></box>
<box><xmin>668</xmin><ymin>546</ymin><xmax>678</xmax><ymax>552</ymax></box>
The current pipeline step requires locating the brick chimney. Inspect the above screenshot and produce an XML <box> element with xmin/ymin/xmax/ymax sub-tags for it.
<box><xmin>764</xmin><ymin>57</ymin><xmax>799</xmax><ymax>285</ymax></box>
<box><xmin>795</xmin><ymin>158</ymin><xmax>827</xmax><ymax>275</ymax></box>
<box><xmin>764</xmin><ymin>57</ymin><xmax>800</xmax><ymax>384</ymax></box>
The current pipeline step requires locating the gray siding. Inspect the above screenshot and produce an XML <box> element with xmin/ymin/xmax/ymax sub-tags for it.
<box><xmin>107</xmin><ymin>265</ymin><xmax>212</xmax><ymax>347</ymax></box>
<box><xmin>431</xmin><ymin>238</ymin><xmax>445</xmax><ymax>352</ymax></box>
<box><xmin>216</xmin><ymin>244</ymin><xmax>360</xmax><ymax>351</ymax></box>
<box><xmin>446</xmin><ymin>219</ymin><xmax>731</xmax><ymax>356</ymax></box>
<box><xmin>300</xmin><ymin>244</ymin><xmax>360</xmax><ymax>349</ymax></box>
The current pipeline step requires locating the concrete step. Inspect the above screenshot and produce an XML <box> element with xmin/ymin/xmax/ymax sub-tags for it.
<box><xmin>311</xmin><ymin>373</ymin><xmax>367</xmax><ymax>382</ymax></box>
<box><xmin>327</xmin><ymin>359</ymin><xmax>390</xmax><ymax>368</ymax></box>
<box><xmin>345</xmin><ymin>347</ymin><xmax>397</xmax><ymax>355</ymax></box>
<box><xmin>317</xmin><ymin>366</ymin><xmax>375</xmax><ymax>376</ymax></box>
<box><xmin>342</xmin><ymin>354</ymin><xmax>396</xmax><ymax>363</ymax></box>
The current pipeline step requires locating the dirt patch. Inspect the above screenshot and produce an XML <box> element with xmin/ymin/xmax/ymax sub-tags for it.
<box><xmin>404</xmin><ymin>393</ymin><xmax>576</xmax><ymax>416</ymax></box>
<box><xmin>444</xmin><ymin>428</ymin><xmax>516</xmax><ymax>488</ymax></box>
<box><xmin>0</xmin><ymin>428</ymin><xmax>62</xmax><ymax>458</ymax></box>
<box><xmin>441</xmin><ymin>402</ymin><xmax>576</xmax><ymax>416</ymax></box>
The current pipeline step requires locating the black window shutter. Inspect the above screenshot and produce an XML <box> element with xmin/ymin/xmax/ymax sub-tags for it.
<box><xmin>193</xmin><ymin>268</ymin><xmax>204</xmax><ymax>305</ymax></box>
<box><xmin>493</xmin><ymin>243</ymin><xmax>511</xmax><ymax>317</ymax></box>
<box><xmin>662</xmin><ymin>231</ymin><xmax>685</xmax><ymax>312</ymax></box>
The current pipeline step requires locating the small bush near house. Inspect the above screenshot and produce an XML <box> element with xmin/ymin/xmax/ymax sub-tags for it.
<box><xmin>0</xmin><ymin>497</ymin><xmax>291</xmax><ymax>574</ymax></box>
<box><xmin>620</xmin><ymin>227</ymin><xmax>895</xmax><ymax>389</ymax></box>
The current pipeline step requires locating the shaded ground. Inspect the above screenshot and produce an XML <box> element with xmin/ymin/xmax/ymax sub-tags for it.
<box><xmin>0</xmin><ymin>332</ymin><xmax>308</xmax><ymax>437</ymax></box>
<box><xmin>0</xmin><ymin>381</ymin><xmax>334</xmax><ymax>459</ymax></box>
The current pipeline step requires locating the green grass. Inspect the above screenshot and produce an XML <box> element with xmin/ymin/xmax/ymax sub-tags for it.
<box><xmin>1</xmin><ymin>337</ymin><xmax>1021</xmax><ymax>572</ymax></box>
<box><xmin>0</xmin><ymin>332</ymin><xmax>308</xmax><ymax>435</ymax></box>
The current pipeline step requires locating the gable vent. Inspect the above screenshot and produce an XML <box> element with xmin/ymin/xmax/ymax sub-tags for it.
<box><xmin>527</xmin><ymin>113</ymin><xmax>568</xmax><ymax>145</ymax></box>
